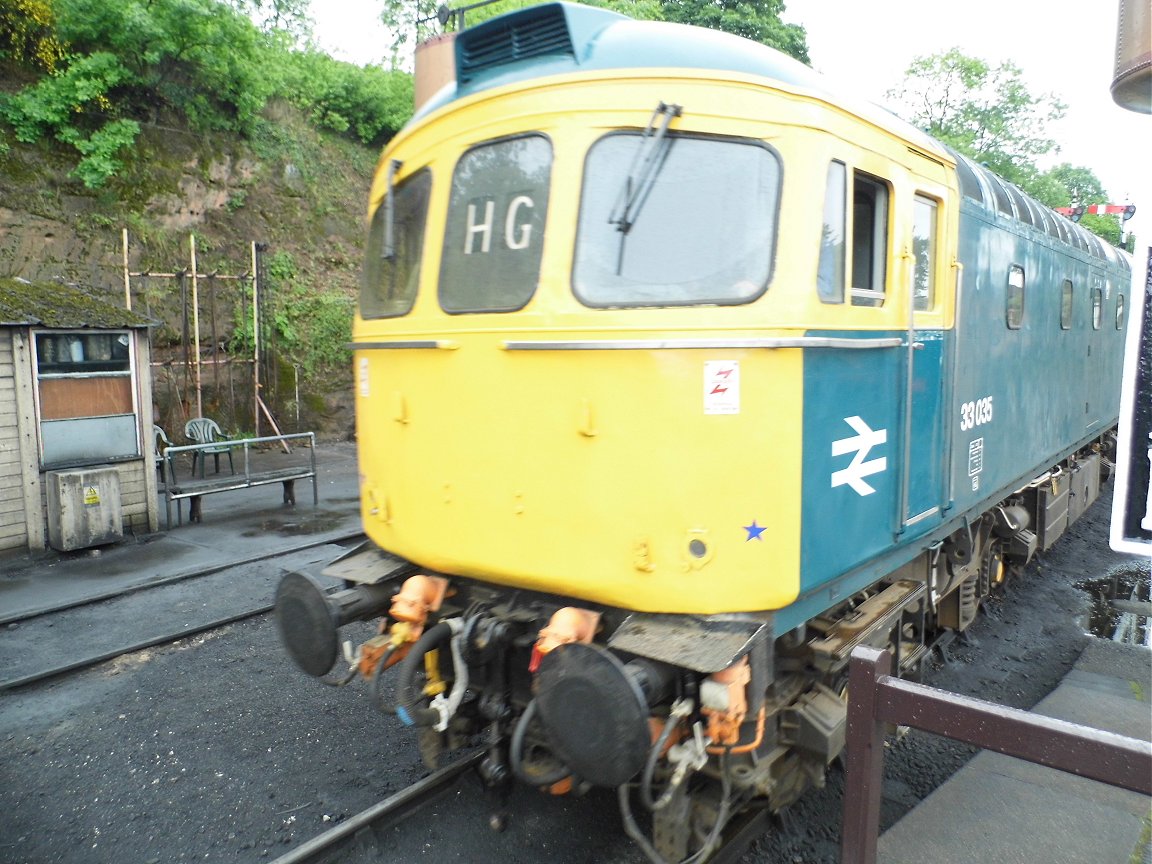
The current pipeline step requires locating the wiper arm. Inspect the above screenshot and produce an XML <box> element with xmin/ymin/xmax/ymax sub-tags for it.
<box><xmin>608</xmin><ymin>102</ymin><xmax>682</xmax><ymax>234</ymax></box>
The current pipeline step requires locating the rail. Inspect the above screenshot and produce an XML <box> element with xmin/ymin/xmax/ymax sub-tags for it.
<box><xmin>162</xmin><ymin>432</ymin><xmax>318</xmax><ymax>528</ymax></box>
<box><xmin>269</xmin><ymin>751</ymin><xmax>484</xmax><ymax>864</ymax></box>
<box><xmin>840</xmin><ymin>645</ymin><xmax>1152</xmax><ymax>864</ymax></box>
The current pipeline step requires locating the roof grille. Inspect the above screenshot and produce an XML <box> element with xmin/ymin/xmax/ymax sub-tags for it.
<box><xmin>457</xmin><ymin>5</ymin><xmax>574</xmax><ymax>84</ymax></box>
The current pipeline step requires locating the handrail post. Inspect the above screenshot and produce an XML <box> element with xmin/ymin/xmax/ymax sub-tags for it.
<box><xmin>841</xmin><ymin>646</ymin><xmax>891</xmax><ymax>864</ymax></box>
<box><xmin>309</xmin><ymin>432</ymin><xmax>318</xmax><ymax>506</ymax></box>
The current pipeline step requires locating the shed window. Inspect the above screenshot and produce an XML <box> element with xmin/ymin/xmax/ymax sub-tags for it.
<box><xmin>34</xmin><ymin>331</ymin><xmax>140</xmax><ymax>467</ymax></box>
<box><xmin>1006</xmin><ymin>265</ymin><xmax>1025</xmax><ymax>329</ymax></box>
<box><xmin>1060</xmin><ymin>280</ymin><xmax>1073</xmax><ymax>330</ymax></box>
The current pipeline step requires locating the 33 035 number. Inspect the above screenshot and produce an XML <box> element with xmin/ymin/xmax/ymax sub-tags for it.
<box><xmin>960</xmin><ymin>396</ymin><xmax>993</xmax><ymax>431</ymax></box>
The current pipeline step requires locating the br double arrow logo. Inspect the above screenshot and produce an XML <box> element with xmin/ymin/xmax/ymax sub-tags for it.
<box><xmin>831</xmin><ymin>416</ymin><xmax>888</xmax><ymax>496</ymax></box>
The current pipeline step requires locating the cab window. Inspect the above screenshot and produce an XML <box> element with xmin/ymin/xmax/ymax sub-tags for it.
<box><xmin>817</xmin><ymin>161</ymin><xmax>847</xmax><ymax>303</ymax></box>
<box><xmin>439</xmin><ymin>134</ymin><xmax>552</xmax><ymax>314</ymax></box>
<box><xmin>361</xmin><ymin>169</ymin><xmax>431</xmax><ymax>319</ymax></box>
<box><xmin>912</xmin><ymin>195</ymin><xmax>938</xmax><ymax>311</ymax></box>
<box><xmin>817</xmin><ymin>165</ymin><xmax>891</xmax><ymax>307</ymax></box>
<box><xmin>573</xmin><ymin>133</ymin><xmax>780</xmax><ymax>307</ymax></box>
<box><xmin>851</xmin><ymin>173</ymin><xmax>890</xmax><ymax>307</ymax></box>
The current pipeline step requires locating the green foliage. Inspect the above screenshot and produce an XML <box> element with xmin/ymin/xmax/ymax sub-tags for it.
<box><xmin>887</xmin><ymin>49</ymin><xmax>1126</xmax><ymax>248</ymax></box>
<box><xmin>226</xmin><ymin>0</ymin><xmax>312</xmax><ymax>43</ymax></box>
<box><xmin>1042</xmin><ymin>163</ymin><xmax>1106</xmax><ymax>206</ymax></box>
<box><xmin>0</xmin><ymin>50</ymin><xmax>140</xmax><ymax>187</ymax></box>
<box><xmin>1</xmin><ymin>0</ymin><xmax>415</xmax><ymax>186</ymax></box>
<box><xmin>276</xmin><ymin>51</ymin><xmax>414</xmax><ymax>145</ymax></box>
<box><xmin>887</xmin><ymin>48</ymin><xmax>1065</xmax><ymax>187</ymax></box>
<box><xmin>53</xmin><ymin>0</ymin><xmax>275</xmax><ymax>134</ymax></box>
<box><xmin>658</xmin><ymin>0</ymin><xmax>808</xmax><ymax>62</ymax></box>
<box><xmin>384</xmin><ymin>0</ymin><xmax>809</xmax><ymax>63</ymax></box>
<box><xmin>232</xmin><ymin>250</ymin><xmax>353</xmax><ymax>378</ymax></box>
<box><xmin>1</xmin><ymin>51</ymin><xmax>128</xmax><ymax>142</ymax></box>
<box><xmin>0</xmin><ymin>0</ymin><xmax>66</xmax><ymax>70</ymax></box>
<box><xmin>61</xmin><ymin>117</ymin><xmax>141</xmax><ymax>187</ymax></box>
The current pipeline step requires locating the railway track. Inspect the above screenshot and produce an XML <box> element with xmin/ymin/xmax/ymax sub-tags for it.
<box><xmin>265</xmin><ymin>747</ymin><xmax>773</xmax><ymax>864</ymax></box>
<box><xmin>0</xmin><ymin>531</ymin><xmax>365</xmax><ymax>691</ymax></box>
<box><xmin>268</xmin><ymin>751</ymin><xmax>486</xmax><ymax>864</ymax></box>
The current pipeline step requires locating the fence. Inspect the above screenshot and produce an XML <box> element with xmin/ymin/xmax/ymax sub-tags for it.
<box><xmin>840</xmin><ymin>645</ymin><xmax>1152</xmax><ymax>864</ymax></box>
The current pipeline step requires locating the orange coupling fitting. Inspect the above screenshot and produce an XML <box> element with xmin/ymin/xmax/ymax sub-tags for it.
<box><xmin>700</xmin><ymin>656</ymin><xmax>751</xmax><ymax>746</ymax></box>
<box><xmin>358</xmin><ymin>634</ymin><xmax>395</xmax><ymax>678</ymax></box>
<box><xmin>528</xmin><ymin>607</ymin><xmax>600</xmax><ymax>673</ymax></box>
<box><xmin>389</xmin><ymin>574</ymin><xmax>449</xmax><ymax>634</ymax></box>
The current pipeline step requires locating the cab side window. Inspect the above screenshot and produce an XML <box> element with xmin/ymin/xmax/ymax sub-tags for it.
<box><xmin>817</xmin><ymin>161</ymin><xmax>847</xmax><ymax>303</ymax></box>
<box><xmin>851</xmin><ymin>173</ymin><xmax>889</xmax><ymax>307</ymax></box>
<box><xmin>816</xmin><ymin>163</ymin><xmax>890</xmax><ymax>307</ymax></box>
<box><xmin>912</xmin><ymin>195</ymin><xmax>938</xmax><ymax>311</ymax></box>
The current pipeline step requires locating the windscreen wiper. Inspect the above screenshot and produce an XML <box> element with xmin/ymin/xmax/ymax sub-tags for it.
<box><xmin>608</xmin><ymin>102</ymin><xmax>682</xmax><ymax>235</ymax></box>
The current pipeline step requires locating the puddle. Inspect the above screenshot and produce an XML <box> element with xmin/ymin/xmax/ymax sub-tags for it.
<box><xmin>1077</xmin><ymin>563</ymin><xmax>1152</xmax><ymax>645</ymax></box>
<box><xmin>241</xmin><ymin>512</ymin><xmax>346</xmax><ymax>537</ymax></box>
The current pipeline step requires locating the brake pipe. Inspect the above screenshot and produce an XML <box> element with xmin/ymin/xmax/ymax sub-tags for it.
<box><xmin>394</xmin><ymin>621</ymin><xmax>454</xmax><ymax>726</ymax></box>
<box><xmin>429</xmin><ymin>618</ymin><xmax>468</xmax><ymax>732</ymax></box>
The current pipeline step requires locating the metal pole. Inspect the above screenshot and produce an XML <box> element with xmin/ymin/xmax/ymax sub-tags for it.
<box><xmin>191</xmin><ymin>234</ymin><xmax>203</xmax><ymax>419</ymax></box>
<box><xmin>251</xmin><ymin>241</ymin><xmax>260</xmax><ymax>437</ymax></box>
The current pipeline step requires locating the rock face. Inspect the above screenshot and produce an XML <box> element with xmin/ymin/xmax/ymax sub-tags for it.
<box><xmin>0</xmin><ymin>116</ymin><xmax>377</xmax><ymax>438</ymax></box>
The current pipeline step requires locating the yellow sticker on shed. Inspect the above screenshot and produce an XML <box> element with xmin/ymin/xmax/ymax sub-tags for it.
<box><xmin>83</xmin><ymin>486</ymin><xmax>100</xmax><ymax>505</ymax></box>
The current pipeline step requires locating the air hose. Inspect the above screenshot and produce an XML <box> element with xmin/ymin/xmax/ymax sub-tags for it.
<box><xmin>508</xmin><ymin>699</ymin><xmax>571</xmax><ymax>787</ymax></box>
<box><xmin>394</xmin><ymin>621</ymin><xmax>453</xmax><ymax>727</ymax></box>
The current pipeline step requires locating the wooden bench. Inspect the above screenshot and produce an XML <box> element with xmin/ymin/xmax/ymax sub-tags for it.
<box><xmin>162</xmin><ymin>432</ymin><xmax>318</xmax><ymax>528</ymax></box>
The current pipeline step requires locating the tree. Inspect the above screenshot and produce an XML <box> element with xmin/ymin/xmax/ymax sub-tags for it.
<box><xmin>379</xmin><ymin>0</ymin><xmax>808</xmax><ymax>64</ymax></box>
<box><xmin>886</xmin><ymin>48</ymin><xmax>1065</xmax><ymax>187</ymax></box>
<box><xmin>228</xmin><ymin>0</ymin><xmax>313</xmax><ymax>44</ymax></box>
<box><xmin>1034</xmin><ymin>163</ymin><xmax>1123</xmax><ymax>247</ymax></box>
<box><xmin>659</xmin><ymin>0</ymin><xmax>808</xmax><ymax>62</ymax></box>
<box><xmin>53</xmin><ymin>0</ymin><xmax>275</xmax><ymax>133</ymax></box>
<box><xmin>0</xmin><ymin>0</ymin><xmax>66</xmax><ymax>71</ymax></box>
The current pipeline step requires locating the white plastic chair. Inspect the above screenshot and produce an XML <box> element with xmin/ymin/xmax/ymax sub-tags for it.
<box><xmin>184</xmin><ymin>417</ymin><xmax>235</xmax><ymax>477</ymax></box>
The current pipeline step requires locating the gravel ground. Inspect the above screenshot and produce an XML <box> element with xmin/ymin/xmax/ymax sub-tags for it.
<box><xmin>0</xmin><ymin>492</ymin><xmax>1146</xmax><ymax>864</ymax></box>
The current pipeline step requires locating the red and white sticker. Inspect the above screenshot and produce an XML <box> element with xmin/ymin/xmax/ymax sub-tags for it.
<box><xmin>704</xmin><ymin>361</ymin><xmax>740</xmax><ymax>415</ymax></box>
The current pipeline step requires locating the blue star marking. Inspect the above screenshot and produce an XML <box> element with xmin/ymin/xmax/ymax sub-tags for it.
<box><xmin>743</xmin><ymin>520</ymin><xmax>767</xmax><ymax>542</ymax></box>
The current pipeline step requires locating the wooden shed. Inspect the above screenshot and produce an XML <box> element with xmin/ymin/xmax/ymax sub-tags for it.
<box><xmin>0</xmin><ymin>278</ymin><xmax>158</xmax><ymax>554</ymax></box>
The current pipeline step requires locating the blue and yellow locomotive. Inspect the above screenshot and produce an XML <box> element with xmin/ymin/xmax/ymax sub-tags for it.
<box><xmin>276</xmin><ymin>4</ymin><xmax>1133</xmax><ymax>859</ymax></box>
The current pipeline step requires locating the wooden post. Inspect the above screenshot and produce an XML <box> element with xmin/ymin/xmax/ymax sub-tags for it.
<box><xmin>122</xmin><ymin>228</ymin><xmax>132</xmax><ymax>310</ymax></box>
<box><xmin>251</xmin><ymin>241</ymin><xmax>260</xmax><ymax>438</ymax></box>
<box><xmin>840</xmin><ymin>646</ymin><xmax>890</xmax><ymax>864</ymax></box>
<box><xmin>191</xmin><ymin>234</ymin><xmax>202</xmax><ymax>419</ymax></box>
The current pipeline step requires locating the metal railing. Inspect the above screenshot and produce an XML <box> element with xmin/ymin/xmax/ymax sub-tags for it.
<box><xmin>840</xmin><ymin>645</ymin><xmax>1152</xmax><ymax>864</ymax></box>
<box><xmin>161</xmin><ymin>432</ymin><xmax>317</xmax><ymax>528</ymax></box>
